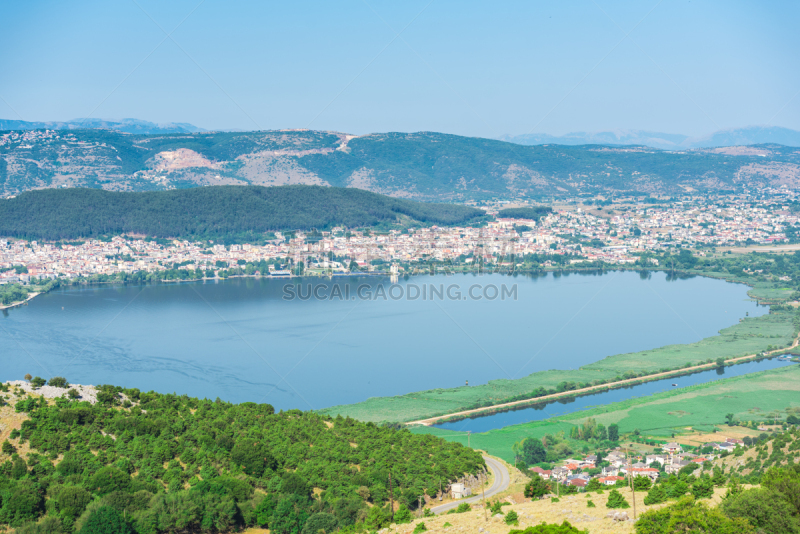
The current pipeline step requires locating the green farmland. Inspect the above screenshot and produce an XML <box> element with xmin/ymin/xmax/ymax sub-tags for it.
<box><xmin>412</xmin><ymin>364</ymin><xmax>800</xmax><ymax>463</ymax></box>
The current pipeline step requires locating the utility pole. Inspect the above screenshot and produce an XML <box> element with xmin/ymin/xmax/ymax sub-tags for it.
<box><xmin>389</xmin><ymin>473</ymin><xmax>394</xmax><ymax>523</ymax></box>
<box><xmin>627</xmin><ymin>445</ymin><xmax>637</xmax><ymax>519</ymax></box>
<box><xmin>481</xmin><ymin>471</ymin><xmax>488</xmax><ymax>522</ymax></box>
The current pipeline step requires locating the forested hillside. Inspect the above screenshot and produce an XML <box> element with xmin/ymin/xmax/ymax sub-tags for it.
<box><xmin>0</xmin><ymin>186</ymin><xmax>485</xmax><ymax>241</ymax></box>
<box><xmin>0</xmin><ymin>383</ymin><xmax>484</xmax><ymax>533</ymax></box>
<box><xmin>2</xmin><ymin>128</ymin><xmax>799</xmax><ymax>200</ymax></box>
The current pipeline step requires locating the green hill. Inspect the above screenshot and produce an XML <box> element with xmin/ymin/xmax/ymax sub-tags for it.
<box><xmin>2</xmin><ymin>128</ymin><xmax>799</xmax><ymax>200</ymax></box>
<box><xmin>0</xmin><ymin>186</ymin><xmax>485</xmax><ymax>241</ymax></box>
<box><xmin>0</xmin><ymin>384</ymin><xmax>484</xmax><ymax>532</ymax></box>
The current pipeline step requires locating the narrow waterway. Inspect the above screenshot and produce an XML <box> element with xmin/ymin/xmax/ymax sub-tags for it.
<box><xmin>433</xmin><ymin>358</ymin><xmax>797</xmax><ymax>433</ymax></box>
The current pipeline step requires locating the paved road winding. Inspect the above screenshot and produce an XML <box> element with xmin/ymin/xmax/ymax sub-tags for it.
<box><xmin>430</xmin><ymin>456</ymin><xmax>510</xmax><ymax>515</ymax></box>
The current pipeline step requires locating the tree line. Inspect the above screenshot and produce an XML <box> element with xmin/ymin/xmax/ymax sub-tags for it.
<box><xmin>0</xmin><ymin>383</ymin><xmax>484</xmax><ymax>534</ymax></box>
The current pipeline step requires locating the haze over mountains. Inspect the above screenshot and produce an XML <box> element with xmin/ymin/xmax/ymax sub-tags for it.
<box><xmin>0</xmin><ymin>118</ymin><xmax>206</xmax><ymax>135</ymax></box>
<box><xmin>499</xmin><ymin>126</ymin><xmax>800</xmax><ymax>150</ymax></box>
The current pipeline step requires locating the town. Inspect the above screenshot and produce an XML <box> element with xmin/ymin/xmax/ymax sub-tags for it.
<box><xmin>2</xmin><ymin>190</ymin><xmax>799</xmax><ymax>284</ymax></box>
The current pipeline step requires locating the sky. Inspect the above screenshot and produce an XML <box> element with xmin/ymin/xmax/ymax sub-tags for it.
<box><xmin>1</xmin><ymin>0</ymin><xmax>799</xmax><ymax>137</ymax></box>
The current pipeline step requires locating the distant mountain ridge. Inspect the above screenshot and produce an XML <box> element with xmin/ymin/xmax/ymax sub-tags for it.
<box><xmin>2</xmin><ymin>128</ymin><xmax>800</xmax><ymax>201</ymax></box>
<box><xmin>500</xmin><ymin>126</ymin><xmax>800</xmax><ymax>150</ymax></box>
<box><xmin>0</xmin><ymin>118</ymin><xmax>206</xmax><ymax>135</ymax></box>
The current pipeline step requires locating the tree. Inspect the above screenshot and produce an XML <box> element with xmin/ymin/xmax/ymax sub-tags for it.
<box><xmin>721</xmin><ymin>487</ymin><xmax>800</xmax><ymax>534</ymax></box>
<box><xmin>270</xmin><ymin>495</ymin><xmax>310</xmax><ymax>534</ymax></box>
<box><xmin>394</xmin><ymin>505</ymin><xmax>412</xmax><ymax>524</ymax></box>
<box><xmin>24</xmin><ymin>374</ymin><xmax>32</xmax><ymax>382</ymax></box>
<box><xmin>0</xmin><ymin>486</ymin><xmax>44</xmax><ymax>527</ymax></box>
<box><xmin>524</xmin><ymin>477</ymin><xmax>551</xmax><ymax>500</ymax></box>
<box><xmin>522</xmin><ymin>439</ymin><xmax>547</xmax><ymax>465</ymax></box>
<box><xmin>231</xmin><ymin>439</ymin><xmax>277</xmax><ymax>477</ymax></box>
<box><xmin>48</xmin><ymin>377</ymin><xmax>69</xmax><ymax>388</ymax></box>
<box><xmin>88</xmin><ymin>467</ymin><xmax>131</xmax><ymax>496</ymax></box>
<box><xmin>55</xmin><ymin>486</ymin><xmax>92</xmax><ymax>521</ymax></box>
<box><xmin>77</xmin><ymin>507</ymin><xmax>133</xmax><ymax>534</ymax></box>
<box><xmin>300</xmin><ymin>513</ymin><xmax>339</xmax><ymax>534</ymax></box>
<box><xmin>608</xmin><ymin>424</ymin><xmax>619</xmax><ymax>442</ymax></box>
<box><xmin>255</xmin><ymin>495</ymin><xmax>278</xmax><ymax>528</ymax></box>
<box><xmin>2</xmin><ymin>440</ymin><xmax>16</xmax><ymax>455</ymax></box>
<box><xmin>633</xmin><ymin>476</ymin><xmax>652</xmax><ymax>491</ymax></box>
<box><xmin>605</xmin><ymin>490</ymin><xmax>629</xmax><ymax>509</ymax></box>
<box><xmin>585</xmin><ymin>478</ymin><xmax>602</xmax><ymax>491</ymax></box>
<box><xmin>691</xmin><ymin>476</ymin><xmax>714</xmax><ymax>499</ymax></box>
<box><xmin>725</xmin><ymin>413</ymin><xmax>736</xmax><ymax>426</ymax></box>
<box><xmin>636</xmin><ymin>496</ymin><xmax>753</xmax><ymax>534</ymax></box>
<box><xmin>644</xmin><ymin>484</ymin><xmax>667</xmax><ymax>505</ymax></box>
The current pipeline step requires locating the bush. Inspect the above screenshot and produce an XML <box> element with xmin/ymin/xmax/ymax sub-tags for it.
<box><xmin>721</xmin><ymin>487</ymin><xmax>800</xmax><ymax>534</ymax></box>
<box><xmin>586</xmin><ymin>500</ymin><xmax>595</xmax><ymax>508</ymax></box>
<box><xmin>636</xmin><ymin>496</ymin><xmax>753</xmax><ymax>534</ymax></box>
<box><xmin>644</xmin><ymin>484</ymin><xmax>667</xmax><ymax>505</ymax></box>
<box><xmin>47</xmin><ymin>377</ymin><xmax>69</xmax><ymax>388</ymax></box>
<box><xmin>30</xmin><ymin>377</ymin><xmax>46</xmax><ymax>389</ymax></box>
<box><xmin>394</xmin><ymin>505</ymin><xmax>412</xmax><ymax>524</ymax></box>
<box><xmin>507</xmin><ymin>520</ymin><xmax>587</xmax><ymax>533</ymax></box>
<box><xmin>633</xmin><ymin>475</ymin><xmax>652</xmax><ymax>491</ymax></box>
<box><xmin>504</xmin><ymin>510</ymin><xmax>519</xmax><ymax>525</ymax></box>
<box><xmin>413</xmin><ymin>522</ymin><xmax>428</xmax><ymax>533</ymax></box>
<box><xmin>2</xmin><ymin>440</ymin><xmax>16</xmax><ymax>455</ymax></box>
<box><xmin>524</xmin><ymin>477</ymin><xmax>551</xmax><ymax>499</ymax></box>
<box><xmin>605</xmin><ymin>489</ymin><xmax>630</xmax><ymax>509</ymax></box>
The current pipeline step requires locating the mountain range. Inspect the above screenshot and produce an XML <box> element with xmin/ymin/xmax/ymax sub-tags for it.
<box><xmin>499</xmin><ymin>126</ymin><xmax>800</xmax><ymax>150</ymax></box>
<box><xmin>2</xmin><ymin>128</ymin><xmax>800</xmax><ymax>202</ymax></box>
<box><xmin>0</xmin><ymin>118</ymin><xmax>206</xmax><ymax>135</ymax></box>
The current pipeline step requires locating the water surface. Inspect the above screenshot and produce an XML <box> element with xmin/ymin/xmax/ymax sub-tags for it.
<box><xmin>1</xmin><ymin>271</ymin><xmax>765</xmax><ymax>410</ymax></box>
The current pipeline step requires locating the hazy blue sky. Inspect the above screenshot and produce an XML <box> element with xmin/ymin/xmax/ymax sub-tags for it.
<box><xmin>1</xmin><ymin>0</ymin><xmax>798</xmax><ymax>137</ymax></box>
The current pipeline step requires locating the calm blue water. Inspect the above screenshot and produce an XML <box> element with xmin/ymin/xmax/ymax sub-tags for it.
<box><xmin>0</xmin><ymin>271</ymin><xmax>766</xmax><ymax>411</ymax></box>
<box><xmin>433</xmin><ymin>357</ymin><xmax>797</xmax><ymax>433</ymax></box>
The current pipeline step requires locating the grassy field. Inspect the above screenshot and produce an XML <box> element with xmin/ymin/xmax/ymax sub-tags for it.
<box><xmin>411</xmin><ymin>364</ymin><xmax>800</xmax><ymax>463</ymax></box>
<box><xmin>319</xmin><ymin>309</ymin><xmax>798</xmax><ymax>423</ymax></box>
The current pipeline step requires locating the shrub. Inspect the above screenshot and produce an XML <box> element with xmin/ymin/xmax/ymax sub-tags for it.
<box><xmin>633</xmin><ymin>475</ymin><xmax>652</xmax><ymax>491</ymax></box>
<box><xmin>30</xmin><ymin>377</ymin><xmax>46</xmax><ymax>389</ymax></box>
<box><xmin>47</xmin><ymin>377</ymin><xmax>68</xmax><ymax>388</ymax></box>
<box><xmin>605</xmin><ymin>489</ymin><xmax>630</xmax><ymax>509</ymax></box>
<box><xmin>721</xmin><ymin>487</ymin><xmax>800</xmax><ymax>534</ymax></box>
<box><xmin>2</xmin><ymin>440</ymin><xmax>16</xmax><ymax>455</ymax></box>
<box><xmin>586</xmin><ymin>500</ymin><xmax>595</xmax><ymax>508</ymax></box>
<box><xmin>412</xmin><ymin>522</ymin><xmax>427</xmax><ymax>533</ymax></box>
<box><xmin>636</xmin><ymin>496</ymin><xmax>753</xmax><ymax>534</ymax></box>
<box><xmin>508</xmin><ymin>520</ymin><xmax>587</xmax><ymax>533</ymax></box>
<box><xmin>394</xmin><ymin>505</ymin><xmax>412</xmax><ymax>524</ymax></box>
<box><xmin>524</xmin><ymin>476</ymin><xmax>551</xmax><ymax>499</ymax></box>
<box><xmin>550</xmin><ymin>497</ymin><xmax>560</xmax><ymax>503</ymax></box>
<box><xmin>67</xmin><ymin>389</ymin><xmax>80</xmax><ymax>399</ymax></box>
<box><xmin>644</xmin><ymin>484</ymin><xmax>667</xmax><ymax>505</ymax></box>
<box><xmin>504</xmin><ymin>510</ymin><xmax>519</xmax><ymax>525</ymax></box>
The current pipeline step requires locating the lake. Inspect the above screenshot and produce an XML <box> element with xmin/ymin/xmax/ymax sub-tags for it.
<box><xmin>0</xmin><ymin>270</ymin><xmax>766</xmax><ymax>411</ymax></box>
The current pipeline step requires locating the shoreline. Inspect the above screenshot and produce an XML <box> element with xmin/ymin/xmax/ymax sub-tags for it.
<box><xmin>0</xmin><ymin>291</ymin><xmax>39</xmax><ymax>310</ymax></box>
<box><xmin>404</xmin><ymin>340</ymin><xmax>800</xmax><ymax>427</ymax></box>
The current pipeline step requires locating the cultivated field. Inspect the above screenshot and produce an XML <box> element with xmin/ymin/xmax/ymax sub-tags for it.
<box><xmin>414</xmin><ymin>365</ymin><xmax>800</xmax><ymax>463</ymax></box>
